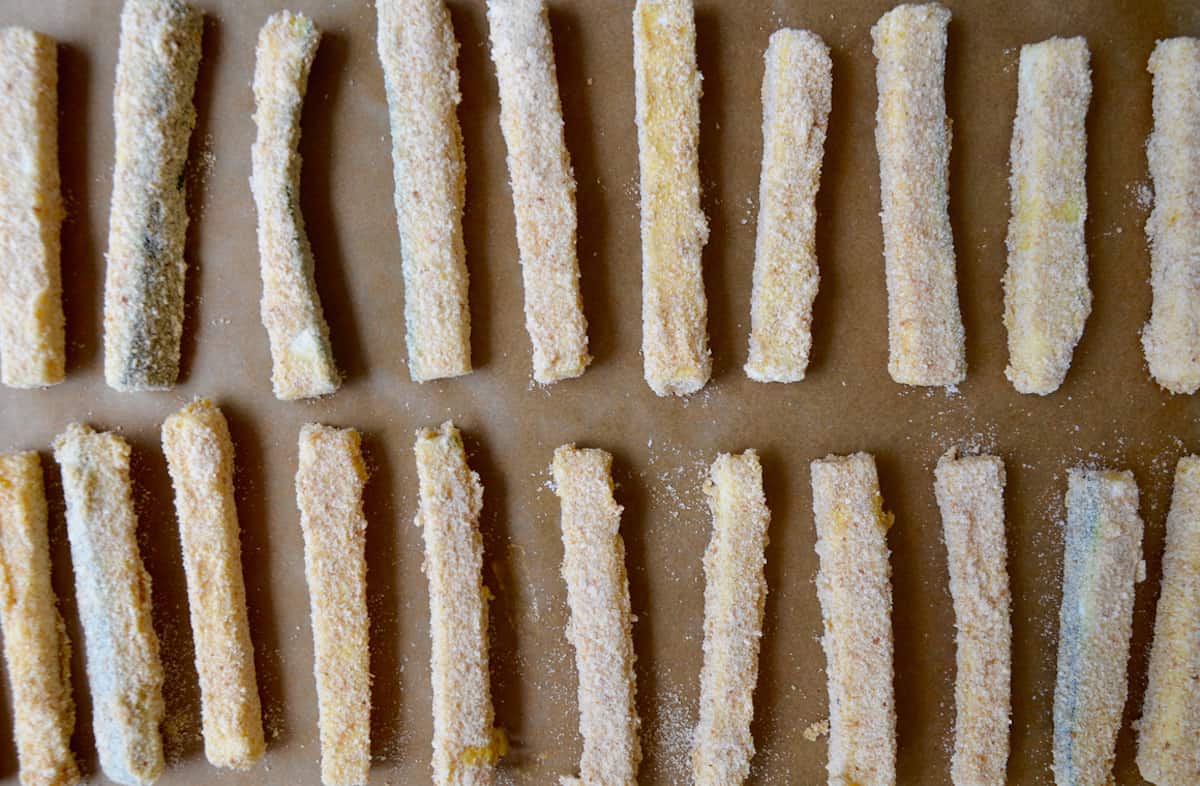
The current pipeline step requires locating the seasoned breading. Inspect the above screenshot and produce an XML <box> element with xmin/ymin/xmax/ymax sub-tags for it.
<box><xmin>934</xmin><ymin>450</ymin><xmax>1011</xmax><ymax>786</ymax></box>
<box><xmin>376</xmin><ymin>0</ymin><xmax>472</xmax><ymax>382</ymax></box>
<box><xmin>745</xmin><ymin>29</ymin><xmax>830</xmax><ymax>384</ymax></box>
<box><xmin>871</xmin><ymin>3</ymin><xmax>965</xmax><ymax>387</ymax></box>
<box><xmin>1053</xmin><ymin>469</ymin><xmax>1143</xmax><ymax>786</ymax></box>
<box><xmin>810</xmin><ymin>452</ymin><xmax>896</xmax><ymax>786</ymax></box>
<box><xmin>414</xmin><ymin>422</ymin><xmax>504</xmax><ymax>786</ymax></box>
<box><xmin>691</xmin><ymin>451</ymin><xmax>770</xmax><ymax>786</ymax></box>
<box><xmin>1003</xmin><ymin>37</ymin><xmax>1092</xmax><ymax>395</ymax></box>
<box><xmin>1137</xmin><ymin>456</ymin><xmax>1200</xmax><ymax>786</ymax></box>
<box><xmin>552</xmin><ymin>445</ymin><xmax>639</xmax><ymax>786</ymax></box>
<box><xmin>0</xmin><ymin>451</ymin><xmax>79</xmax><ymax>786</ymax></box>
<box><xmin>251</xmin><ymin>11</ymin><xmax>339</xmax><ymax>401</ymax></box>
<box><xmin>295</xmin><ymin>424</ymin><xmax>371</xmax><ymax>786</ymax></box>
<box><xmin>162</xmin><ymin>399</ymin><xmax>264</xmax><ymax>770</ymax></box>
<box><xmin>0</xmin><ymin>28</ymin><xmax>65</xmax><ymax>389</ymax></box>
<box><xmin>1142</xmin><ymin>38</ymin><xmax>1200</xmax><ymax>394</ymax></box>
<box><xmin>634</xmin><ymin>0</ymin><xmax>711</xmax><ymax>397</ymax></box>
<box><xmin>487</xmin><ymin>0</ymin><xmax>590</xmax><ymax>384</ymax></box>
<box><xmin>102</xmin><ymin>0</ymin><xmax>202</xmax><ymax>392</ymax></box>
<box><xmin>53</xmin><ymin>423</ymin><xmax>164</xmax><ymax>786</ymax></box>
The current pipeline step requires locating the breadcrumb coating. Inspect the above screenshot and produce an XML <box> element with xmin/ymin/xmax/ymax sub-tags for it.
<box><xmin>415</xmin><ymin>422</ymin><xmax>504</xmax><ymax>785</ymax></box>
<box><xmin>1003</xmin><ymin>37</ymin><xmax>1092</xmax><ymax>395</ymax></box>
<box><xmin>162</xmin><ymin>399</ymin><xmax>264</xmax><ymax>770</ymax></box>
<box><xmin>251</xmin><ymin>11</ymin><xmax>340</xmax><ymax>401</ymax></box>
<box><xmin>871</xmin><ymin>3</ymin><xmax>966</xmax><ymax>387</ymax></box>
<box><xmin>691</xmin><ymin>451</ymin><xmax>770</xmax><ymax>785</ymax></box>
<box><xmin>0</xmin><ymin>451</ymin><xmax>79</xmax><ymax>786</ymax></box>
<box><xmin>810</xmin><ymin>452</ymin><xmax>896</xmax><ymax>786</ymax></box>
<box><xmin>0</xmin><ymin>28</ymin><xmax>65</xmax><ymax>389</ymax></box>
<box><xmin>745</xmin><ymin>29</ymin><xmax>830</xmax><ymax>384</ymax></box>
<box><xmin>1137</xmin><ymin>456</ymin><xmax>1200</xmax><ymax>785</ymax></box>
<box><xmin>296</xmin><ymin>424</ymin><xmax>371</xmax><ymax>786</ymax></box>
<box><xmin>1053</xmin><ymin>469</ymin><xmax>1143</xmax><ymax>786</ymax></box>
<box><xmin>102</xmin><ymin>0</ymin><xmax>202</xmax><ymax>392</ymax></box>
<box><xmin>934</xmin><ymin>450</ymin><xmax>1011</xmax><ymax>786</ymax></box>
<box><xmin>53</xmin><ymin>423</ymin><xmax>164</xmax><ymax>786</ymax></box>
<box><xmin>634</xmin><ymin>0</ymin><xmax>711</xmax><ymax>397</ymax></box>
<box><xmin>376</xmin><ymin>0</ymin><xmax>472</xmax><ymax>382</ymax></box>
<box><xmin>487</xmin><ymin>0</ymin><xmax>590</xmax><ymax>385</ymax></box>
<box><xmin>1142</xmin><ymin>38</ymin><xmax>1200</xmax><ymax>395</ymax></box>
<box><xmin>552</xmin><ymin>445</ymin><xmax>640</xmax><ymax>786</ymax></box>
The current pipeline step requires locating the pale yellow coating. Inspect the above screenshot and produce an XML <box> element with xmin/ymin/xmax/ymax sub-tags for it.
<box><xmin>1137</xmin><ymin>456</ymin><xmax>1200</xmax><ymax>785</ymax></box>
<box><xmin>1142</xmin><ymin>39</ymin><xmax>1200</xmax><ymax>395</ymax></box>
<box><xmin>0</xmin><ymin>452</ymin><xmax>79</xmax><ymax>786</ymax></box>
<box><xmin>53</xmin><ymin>423</ymin><xmax>164</xmax><ymax>786</ymax></box>
<box><xmin>934</xmin><ymin>450</ymin><xmax>1011</xmax><ymax>786</ymax></box>
<box><xmin>745</xmin><ymin>29</ymin><xmax>830</xmax><ymax>384</ymax></box>
<box><xmin>251</xmin><ymin>12</ymin><xmax>339</xmax><ymax>401</ymax></box>
<box><xmin>1053</xmin><ymin>469</ymin><xmax>1143</xmax><ymax>786</ymax></box>
<box><xmin>296</xmin><ymin>424</ymin><xmax>371</xmax><ymax>786</ymax></box>
<box><xmin>691</xmin><ymin>451</ymin><xmax>770</xmax><ymax>786</ymax></box>
<box><xmin>1003</xmin><ymin>37</ymin><xmax>1092</xmax><ymax>395</ymax></box>
<box><xmin>872</xmin><ymin>3</ymin><xmax>965</xmax><ymax>387</ymax></box>
<box><xmin>810</xmin><ymin>452</ymin><xmax>896</xmax><ymax>786</ymax></box>
<box><xmin>376</xmin><ymin>0</ymin><xmax>472</xmax><ymax>383</ymax></box>
<box><xmin>161</xmin><ymin>399</ymin><xmax>264</xmax><ymax>770</ymax></box>
<box><xmin>634</xmin><ymin>0</ymin><xmax>711</xmax><ymax>397</ymax></box>
<box><xmin>102</xmin><ymin>0</ymin><xmax>202</xmax><ymax>392</ymax></box>
<box><xmin>552</xmin><ymin>445</ymin><xmax>639</xmax><ymax>786</ymax></box>
<box><xmin>0</xmin><ymin>28</ymin><xmax>64</xmax><ymax>389</ymax></box>
<box><xmin>487</xmin><ymin>0</ymin><xmax>590</xmax><ymax>385</ymax></box>
<box><xmin>415</xmin><ymin>422</ymin><xmax>504</xmax><ymax>786</ymax></box>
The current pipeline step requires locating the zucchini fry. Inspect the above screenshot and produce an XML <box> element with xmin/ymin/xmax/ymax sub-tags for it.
<box><xmin>0</xmin><ymin>451</ymin><xmax>79</xmax><ymax>786</ymax></box>
<box><xmin>102</xmin><ymin>0</ymin><xmax>202</xmax><ymax>392</ymax></box>
<box><xmin>810</xmin><ymin>452</ymin><xmax>896</xmax><ymax>786</ymax></box>
<box><xmin>0</xmin><ymin>28</ymin><xmax>65</xmax><ymax>388</ymax></box>
<box><xmin>745</xmin><ymin>29</ymin><xmax>830</xmax><ymax>384</ymax></box>
<box><xmin>54</xmin><ymin>423</ymin><xmax>164</xmax><ymax>786</ymax></box>
<box><xmin>634</xmin><ymin>0</ymin><xmax>711</xmax><ymax>396</ymax></box>
<box><xmin>376</xmin><ymin>0</ymin><xmax>472</xmax><ymax>382</ymax></box>
<box><xmin>871</xmin><ymin>3</ymin><xmax>965</xmax><ymax>387</ymax></box>
<box><xmin>251</xmin><ymin>11</ymin><xmax>339</xmax><ymax>401</ymax></box>
<box><xmin>162</xmin><ymin>399</ymin><xmax>264</xmax><ymax>770</ymax></box>
<box><xmin>487</xmin><ymin>0</ymin><xmax>590</xmax><ymax>384</ymax></box>
<box><xmin>296</xmin><ymin>424</ymin><xmax>371</xmax><ymax>786</ymax></box>
<box><xmin>1003</xmin><ymin>37</ymin><xmax>1092</xmax><ymax>395</ymax></box>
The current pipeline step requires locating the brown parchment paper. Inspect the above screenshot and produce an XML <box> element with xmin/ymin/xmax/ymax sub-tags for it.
<box><xmin>1</xmin><ymin>0</ymin><xmax>1199</xmax><ymax>783</ymax></box>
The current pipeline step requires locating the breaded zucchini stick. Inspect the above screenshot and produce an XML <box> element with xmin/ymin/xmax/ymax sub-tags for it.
<box><xmin>745</xmin><ymin>29</ymin><xmax>831</xmax><ymax>384</ymax></box>
<box><xmin>934</xmin><ymin>450</ymin><xmax>1011</xmax><ymax>786</ymax></box>
<box><xmin>1053</xmin><ymin>469</ymin><xmax>1143</xmax><ymax>786</ymax></box>
<box><xmin>0</xmin><ymin>452</ymin><xmax>79</xmax><ymax>786</ymax></box>
<box><xmin>296</xmin><ymin>424</ymin><xmax>371</xmax><ymax>786</ymax></box>
<box><xmin>0</xmin><ymin>28</ymin><xmax>65</xmax><ymax>389</ymax></box>
<box><xmin>414</xmin><ymin>422</ymin><xmax>504</xmax><ymax>785</ymax></box>
<box><xmin>251</xmin><ymin>12</ymin><xmax>339</xmax><ymax>401</ymax></box>
<box><xmin>552</xmin><ymin>445</ymin><xmax>640</xmax><ymax>786</ymax></box>
<box><xmin>487</xmin><ymin>0</ymin><xmax>590</xmax><ymax>385</ymax></box>
<box><xmin>691</xmin><ymin>451</ymin><xmax>770</xmax><ymax>785</ymax></box>
<box><xmin>1003</xmin><ymin>38</ymin><xmax>1092</xmax><ymax>395</ymax></box>
<box><xmin>634</xmin><ymin>0</ymin><xmax>711</xmax><ymax>397</ymax></box>
<box><xmin>53</xmin><ymin>423</ymin><xmax>164</xmax><ymax>786</ymax></box>
<box><xmin>376</xmin><ymin>0</ymin><xmax>472</xmax><ymax>382</ymax></box>
<box><xmin>162</xmin><ymin>399</ymin><xmax>264</xmax><ymax>770</ymax></box>
<box><xmin>1142</xmin><ymin>39</ymin><xmax>1200</xmax><ymax>395</ymax></box>
<box><xmin>871</xmin><ymin>3</ymin><xmax>965</xmax><ymax>387</ymax></box>
<box><xmin>810</xmin><ymin>452</ymin><xmax>896</xmax><ymax>786</ymax></box>
<box><xmin>102</xmin><ymin>0</ymin><xmax>202</xmax><ymax>392</ymax></box>
<box><xmin>1137</xmin><ymin>456</ymin><xmax>1200</xmax><ymax>785</ymax></box>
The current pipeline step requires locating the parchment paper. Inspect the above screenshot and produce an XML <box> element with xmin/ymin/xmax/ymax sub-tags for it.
<box><xmin>1</xmin><ymin>0</ymin><xmax>1198</xmax><ymax>783</ymax></box>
